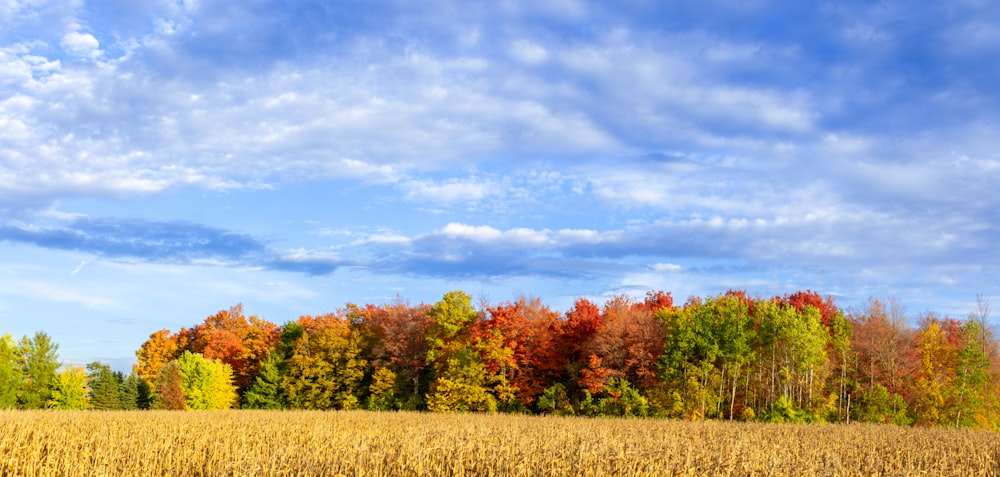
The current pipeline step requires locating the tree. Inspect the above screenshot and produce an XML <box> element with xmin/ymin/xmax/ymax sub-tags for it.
<box><xmin>153</xmin><ymin>361</ymin><xmax>185</xmax><ymax>410</ymax></box>
<box><xmin>48</xmin><ymin>366</ymin><xmax>89</xmax><ymax>410</ymax></box>
<box><xmin>354</xmin><ymin>298</ymin><xmax>433</xmax><ymax>409</ymax></box>
<box><xmin>579</xmin><ymin>294</ymin><xmax>666</xmax><ymax>394</ymax></box>
<box><xmin>136</xmin><ymin>329</ymin><xmax>180</xmax><ymax>389</ymax></box>
<box><xmin>425</xmin><ymin>345</ymin><xmax>497</xmax><ymax>413</ymax></box>
<box><xmin>18</xmin><ymin>331</ymin><xmax>60</xmax><ymax>409</ymax></box>
<box><xmin>0</xmin><ymin>334</ymin><xmax>21</xmax><ymax>409</ymax></box>
<box><xmin>848</xmin><ymin>297</ymin><xmax>914</xmax><ymax>423</ymax></box>
<box><xmin>243</xmin><ymin>351</ymin><xmax>285</xmax><ymax>409</ymax></box>
<box><xmin>366</xmin><ymin>367</ymin><xmax>398</xmax><ymax>411</ymax></box>
<box><xmin>560</xmin><ymin>298</ymin><xmax>604</xmax><ymax>398</ymax></box>
<box><xmin>477</xmin><ymin>296</ymin><xmax>565</xmax><ymax>408</ymax></box>
<box><xmin>120</xmin><ymin>370</ymin><xmax>151</xmax><ymax>410</ymax></box>
<box><xmin>753</xmin><ymin>299</ymin><xmax>828</xmax><ymax>419</ymax></box>
<box><xmin>176</xmin><ymin>351</ymin><xmax>238</xmax><ymax>410</ymax></box>
<box><xmin>426</xmin><ymin>290</ymin><xmax>478</xmax><ymax>364</ymax></box>
<box><xmin>184</xmin><ymin>305</ymin><xmax>280</xmax><ymax>394</ymax></box>
<box><xmin>87</xmin><ymin>362</ymin><xmax>123</xmax><ymax>410</ymax></box>
<box><xmin>913</xmin><ymin>317</ymin><xmax>958</xmax><ymax>424</ymax></box>
<box><xmin>425</xmin><ymin>291</ymin><xmax>489</xmax><ymax>411</ymax></box>
<box><xmin>282</xmin><ymin>314</ymin><xmax>366</xmax><ymax>410</ymax></box>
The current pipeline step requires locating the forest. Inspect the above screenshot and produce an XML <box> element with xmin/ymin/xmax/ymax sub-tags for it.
<box><xmin>1</xmin><ymin>290</ymin><xmax>997</xmax><ymax>429</ymax></box>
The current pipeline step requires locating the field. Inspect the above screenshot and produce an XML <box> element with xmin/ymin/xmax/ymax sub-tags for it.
<box><xmin>1</xmin><ymin>410</ymin><xmax>998</xmax><ymax>476</ymax></box>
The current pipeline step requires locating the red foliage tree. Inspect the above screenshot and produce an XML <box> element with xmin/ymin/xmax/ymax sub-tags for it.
<box><xmin>355</xmin><ymin>299</ymin><xmax>433</xmax><ymax>399</ymax></box>
<box><xmin>477</xmin><ymin>297</ymin><xmax>564</xmax><ymax>406</ymax></box>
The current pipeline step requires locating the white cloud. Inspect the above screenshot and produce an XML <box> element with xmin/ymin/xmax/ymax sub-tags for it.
<box><xmin>60</xmin><ymin>31</ymin><xmax>101</xmax><ymax>58</ymax></box>
<box><xmin>402</xmin><ymin>177</ymin><xmax>493</xmax><ymax>203</ymax></box>
<box><xmin>509</xmin><ymin>39</ymin><xmax>549</xmax><ymax>65</ymax></box>
<box><xmin>652</xmin><ymin>262</ymin><xmax>683</xmax><ymax>273</ymax></box>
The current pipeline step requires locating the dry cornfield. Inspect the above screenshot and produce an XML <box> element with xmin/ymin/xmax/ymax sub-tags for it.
<box><xmin>1</xmin><ymin>410</ymin><xmax>998</xmax><ymax>476</ymax></box>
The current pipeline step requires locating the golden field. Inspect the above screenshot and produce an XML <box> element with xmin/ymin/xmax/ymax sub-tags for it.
<box><xmin>1</xmin><ymin>410</ymin><xmax>998</xmax><ymax>476</ymax></box>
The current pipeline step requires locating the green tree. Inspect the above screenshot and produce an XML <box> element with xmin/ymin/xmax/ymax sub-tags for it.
<box><xmin>48</xmin><ymin>366</ymin><xmax>89</xmax><ymax>409</ymax></box>
<box><xmin>538</xmin><ymin>383</ymin><xmax>574</xmax><ymax>415</ymax></box>
<box><xmin>87</xmin><ymin>362</ymin><xmax>123</xmax><ymax>410</ymax></box>
<box><xmin>656</xmin><ymin>299</ymin><xmax>721</xmax><ymax>419</ymax></box>
<box><xmin>0</xmin><ymin>334</ymin><xmax>21</xmax><ymax>408</ymax></box>
<box><xmin>120</xmin><ymin>370</ymin><xmax>151</xmax><ymax>410</ymax></box>
<box><xmin>176</xmin><ymin>351</ymin><xmax>238</xmax><ymax>410</ymax></box>
<box><xmin>243</xmin><ymin>351</ymin><xmax>286</xmax><ymax>409</ymax></box>
<box><xmin>18</xmin><ymin>332</ymin><xmax>60</xmax><ymax>409</ymax></box>
<box><xmin>954</xmin><ymin>319</ymin><xmax>996</xmax><ymax>427</ymax></box>
<box><xmin>597</xmin><ymin>377</ymin><xmax>649</xmax><ymax>417</ymax></box>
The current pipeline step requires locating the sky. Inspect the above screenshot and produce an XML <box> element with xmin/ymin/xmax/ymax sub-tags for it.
<box><xmin>1</xmin><ymin>0</ymin><xmax>999</xmax><ymax>371</ymax></box>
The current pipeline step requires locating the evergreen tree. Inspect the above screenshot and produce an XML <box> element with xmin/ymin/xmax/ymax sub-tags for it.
<box><xmin>87</xmin><ymin>362</ymin><xmax>123</xmax><ymax>410</ymax></box>
<box><xmin>120</xmin><ymin>370</ymin><xmax>152</xmax><ymax>410</ymax></box>
<box><xmin>18</xmin><ymin>332</ymin><xmax>60</xmax><ymax>409</ymax></box>
<box><xmin>243</xmin><ymin>352</ymin><xmax>285</xmax><ymax>409</ymax></box>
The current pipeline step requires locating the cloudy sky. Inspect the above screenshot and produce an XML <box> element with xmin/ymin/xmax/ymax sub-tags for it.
<box><xmin>2</xmin><ymin>0</ymin><xmax>998</xmax><ymax>370</ymax></box>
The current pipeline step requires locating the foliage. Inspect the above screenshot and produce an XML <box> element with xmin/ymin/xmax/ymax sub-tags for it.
<box><xmin>366</xmin><ymin>367</ymin><xmax>397</xmax><ymax>411</ymax></box>
<box><xmin>48</xmin><ymin>366</ymin><xmax>89</xmax><ymax>410</ymax></box>
<box><xmin>426</xmin><ymin>345</ymin><xmax>498</xmax><ymax>413</ymax></box>
<box><xmin>152</xmin><ymin>361</ymin><xmax>185</xmax><ymax>410</ymax></box>
<box><xmin>17</xmin><ymin>332</ymin><xmax>60</xmax><ymax>409</ymax></box>
<box><xmin>0</xmin><ymin>334</ymin><xmax>21</xmax><ymax>409</ymax></box>
<box><xmin>7</xmin><ymin>289</ymin><xmax>999</xmax><ymax>430</ymax></box>
<box><xmin>120</xmin><ymin>370</ymin><xmax>152</xmax><ymax>410</ymax></box>
<box><xmin>243</xmin><ymin>351</ymin><xmax>285</xmax><ymax>410</ymax></box>
<box><xmin>176</xmin><ymin>351</ymin><xmax>238</xmax><ymax>410</ymax></box>
<box><xmin>282</xmin><ymin>314</ymin><xmax>366</xmax><ymax>410</ymax></box>
<box><xmin>87</xmin><ymin>362</ymin><xmax>123</xmax><ymax>410</ymax></box>
<box><xmin>537</xmin><ymin>383</ymin><xmax>574</xmax><ymax>415</ymax></box>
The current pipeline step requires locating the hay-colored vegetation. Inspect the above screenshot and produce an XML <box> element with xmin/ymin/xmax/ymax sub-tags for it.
<box><xmin>1</xmin><ymin>410</ymin><xmax>998</xmax><ymax>476</ymax></box>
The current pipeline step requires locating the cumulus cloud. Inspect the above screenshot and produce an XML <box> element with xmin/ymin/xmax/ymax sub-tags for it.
<box><xmin>60</xmin><ymin>31</ymin><xmax>101</xmax><ymax>58</ymax></box>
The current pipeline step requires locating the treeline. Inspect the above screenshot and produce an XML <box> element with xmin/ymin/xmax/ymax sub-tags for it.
<box><xmin>3</xmin><ymin>290</ymin><xmax>998</xmax><ymax>428</ymax></box>
<box><xmin>0</xmin><ymin>332</ymin><xmax>150</xmax><ymax>410</ymax></box>
<box><xmin>127</xmin><ymin>290</ymin><xmax>999</xmax><ymax>428</ymax></box>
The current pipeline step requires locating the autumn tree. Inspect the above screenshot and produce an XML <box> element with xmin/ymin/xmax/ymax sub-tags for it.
<box><xmin>559</xmin><ymin>298</ymin><xmax>604</xmax><ymax>398</ymax></box>
<box><xmin>282</xmin><ymin>314</ymin><xmax>366</xmax><ymax>410</ymax></box>
<box><xmin>136</xmin><ymin>329</ymin><xmax>180</xmax><ymax>389</ymax></box>
<box><xmin>426</xmin><ymin>290</ymin><xmax>478</xmax><ymax>364</ymax></box>
<box><xmin>176</xmin><ymin>351</ymin><xmax>238</xmax><ymax>410</ymax></box>
<box><xmin>477</xmin><ymin>296</ymin><xmax>565</xmax><ymax>409</ymax></box>
<box><xmin>849</xmin><ymin>297</ymin><xmax>915</xmax><ymax>424</ymax></box>
<box><xmin>425</xmin><ymin>344</ymin><xmax>498</xmax><ymax>413</ymax></box>
<box><xmin>152</xmin><ymin>360</ymin><xmax>185</xmax><ymax>410</ymax></box>
<box><xmin>354</xmin><ymin>298</ymin><xmax>433</xmax><ymax>410</ymax></box>
<box><xmin>184</xmin><ymin>305</ymin><xmax>280</xmax><ymax>395</ymax></box>
<box><xmin>424</xmin><ymin>291</ymin><xmax>501</xmax><ymax>412</ymax></box>
<box><xmin>48</xmin><ymin>366</ymin><xmax>89</xmax><ymax>410</ymax></box>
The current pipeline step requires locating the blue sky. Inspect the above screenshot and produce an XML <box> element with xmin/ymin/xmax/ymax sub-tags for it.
<box><xmin>2</xmin><ymin>0</ymin><xmax>998</xmax><ymax>371</ymax></box>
